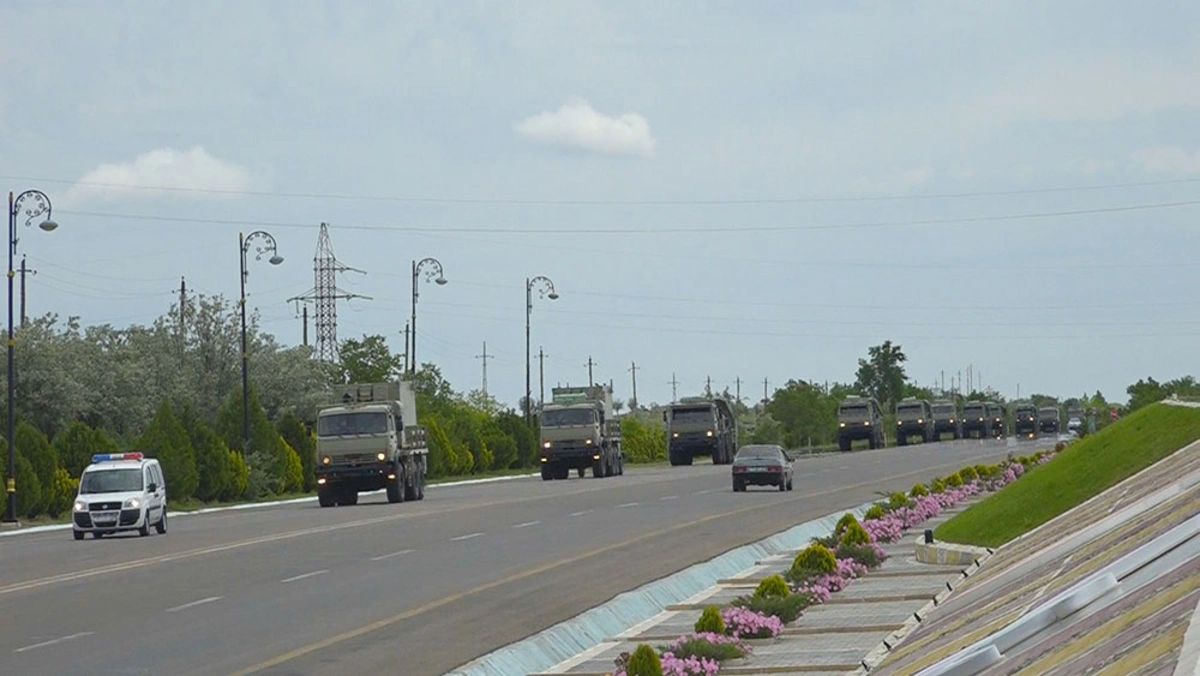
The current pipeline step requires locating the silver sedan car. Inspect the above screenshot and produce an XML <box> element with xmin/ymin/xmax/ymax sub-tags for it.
<box><xmin>732</xmin><ymin>444</ymin><xmax>794</xmax><ymax>492</ymax></box>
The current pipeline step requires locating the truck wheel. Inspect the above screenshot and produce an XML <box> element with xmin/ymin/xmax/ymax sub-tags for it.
<box><xmin>592</xmin><ymin>459</ymin><xmax>604</xmax><ymax>479</ymax></box>
<box><xmin>669</xmin><ymin>449</ymin><xmax>682</xmax><ymax>467</ymax></box>
<box><xmin>556</xmin><ymin>467</ymin><xmax>570</xmax><ymax>480</ymax></box>
<box><xmin>541</xmin><ymin>465</ymin><xmax>553</xmax><ymax>481</ymax></box>
<box><xmin>898</xmin><ymin>435</ymin><xmax>907</xmax><ymax>447</ymax></box>
<box><xmin>403</xmin><ymin>463</ymin><xmax>419</xmax><ymax>502</ymax></box>
<box><xmin>387</xmin><ymin>467</ymin><xmax>405</xmax><ymax>504</ymax></box>
<box><xmin>577</xmin><ymin>467</ymin><xmax>585</xmax><ymax>479</ymax></box>
<box><xmin>839</xmin><ymin>437</ymin><xmax>850</xmax><ymax>452</ymax></box>
<box><xmin>339</xmin><ymin>488</ymin><xmax>359</xmax><ymax>506</ymax></box>
<box><xmin>318</xmin><ymin>487</ymin><xmax>336</xmax><ymax>508</ymax></box>
<box><xmin>416</xmin><ymin>463</ymin><xmax>426</xmax><ymax>500</ymax></box>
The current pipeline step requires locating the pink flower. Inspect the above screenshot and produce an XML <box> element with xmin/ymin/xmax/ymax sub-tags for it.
<box><xmin>721</xmin><ymin>607</ymin><xmax>784</xmax><ymax>639</ymax></box>
<box><xmin>837</xmin><ymin>557</ymin><xmax>868</xmax><ymax>579</ymax></box>
<box><xmin>659</xmin><ymin>653</ymin><xmax>721</xmax><ymax>676</ymax></box>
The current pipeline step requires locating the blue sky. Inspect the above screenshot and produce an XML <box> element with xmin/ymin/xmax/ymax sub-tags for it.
<box><xmin>1</xmin><ymin>0</ymin><xmax>1198</xmax><ymax>408</ymax></box>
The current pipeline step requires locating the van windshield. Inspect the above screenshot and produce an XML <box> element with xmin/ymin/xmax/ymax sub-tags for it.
<box><xmin>80</xmin><ymin>469</ymin><xmax>143</xmax><ymax>494</ymax></box>
<box><xmin>317</xmin><ymin>412</ymin><xmax>389</xmax><ymax>436</ymax></box>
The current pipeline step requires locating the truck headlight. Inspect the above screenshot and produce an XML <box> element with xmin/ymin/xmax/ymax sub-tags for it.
<box><xmin>322</xmin><ymin>456</ymin><xmax>331</xmax><ymax>465</ymax></box>
<box><xmin>585</xmin><ymin>439</ymin><xmax>593</xmax><ymax>445</ymax></box>
<box><xmin>543</xmin><ymin>441</ymin><xmax>551</xmax><ymax>448</ymax></box>
<box><xmin>706</xmin><ymin>430</ymin><xmax>713</xmax><ymax>437</ymax></box>
<box><xmin>377</xmin><ymin>452</ymin><xmax>386</xmax><ymax>461</ymax></box>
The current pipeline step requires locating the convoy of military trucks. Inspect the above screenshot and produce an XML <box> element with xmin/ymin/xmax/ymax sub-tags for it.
<box><xmin>307</xmin><ymin>377</ymin><xmax>1077</xmax><ymax>505</ymax></box>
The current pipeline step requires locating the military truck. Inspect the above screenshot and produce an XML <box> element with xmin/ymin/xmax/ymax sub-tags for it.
<box><xmin>1012</xmin><ymin>401</ymin><xmax>1038</xmax><ymax>437</ymax></box>
<box><xmin>986</xmin><ymin>401</ymin><xmax>1006</xmax><ymax>438</ymax></box>
<box><xmin>314</xmin><ymin>381</ymin><xmax>428</xmax><ymax>508</ymax></box>
<box><xmin>837</xmin><ymin>395</ymin><xmax>885</xmax><ymax>451</ymax></box>
<box><xmin>961</xmin><ymin>401</ymin><xmax>988</xmax><ymax>439</ymax></box>
<box><xmin>895</xmin><ymin>398</ymin><xmax>934</xmax><ymax>446</ymax></box>
<box><xmin>1038</xmin><ymin>406</ymin><xmax>1061</xmax><ymax>435</ymax></box>
<box><xmin>931</xmin><ymin>399</ymin><xmax>961</xmax><ymax>440</ymax></box>
<box><xmin>539</xmin><ymin>385</ymin><xmax>624</xmax><ymax>480</ymax></box>
<box><xmin>664</xmin><ymin>396</ymin><xmax>737</xmax><ymax>466</ymax></box>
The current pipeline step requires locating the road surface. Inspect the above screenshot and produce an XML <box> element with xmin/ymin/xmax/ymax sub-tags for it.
<box><xmin>0</xmin><ymin>436</ymin><xmax>1047</xmax><ymax>675</ymax></box>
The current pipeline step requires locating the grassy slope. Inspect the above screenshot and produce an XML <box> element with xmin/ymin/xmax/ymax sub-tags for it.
<box><xmin>934</xmin><ymin>403</ymin><xmax>1200</xmax><ymax>548</ymax></box>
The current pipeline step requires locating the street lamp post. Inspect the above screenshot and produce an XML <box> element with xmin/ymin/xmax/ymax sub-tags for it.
<box><xmin>409</xmin><ymin>258</ymin><xmax>447</xmax><ymax>376</ymax></box>
<box><xmin>239</xmin><ymin>231</ymin><xmax>283</xmax><ymax>453</ymax></box>
<box><xmin>525</xmin><ymin>276</ymin><xmax>558</xmax><ymax>423</ymax></box>
<box><xmin>4</xmin><ymin>191</ymin><xmax>58</xmax><ymax>524</ymax></box>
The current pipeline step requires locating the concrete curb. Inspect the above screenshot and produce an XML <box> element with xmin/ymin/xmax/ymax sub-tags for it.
<box><xmin>914</xmin><ymin>540</ymin><xmax>993</xmax><ymax>566</ymax></box>
<box><xmin>447</xmin><ymin>500</ymin><xmax>877</xmax><ymax>676</ymax></box>
<box><xmin>0</xmin><ymin>472</ymin><xmax>540</xmax><ymax>538</ymax></box>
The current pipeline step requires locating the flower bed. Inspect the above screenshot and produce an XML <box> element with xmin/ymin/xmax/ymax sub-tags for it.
<box><xmin>612</xmin><ymin>450</ymin><xmax>1057</xmax><ymax>674</ymax></box>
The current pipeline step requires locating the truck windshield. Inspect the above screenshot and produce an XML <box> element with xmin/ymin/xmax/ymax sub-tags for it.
<box><xmin>317</xmin><ymin>412</ymin><xmax>389</xmax><ymax>436</ymax></box>
<box><xmin>897</xmin><ymin>406</ymin><xmax>924</xmax><ymax>418</ymax></box>
<box><xmin>671</xmin><ymin>408</ymin><xmax>713</xmax><ymax>424</ymax></box>
<box><xmin>840</xmin><ymin>405</ymin><xmax>869</xmax><ymax>418</ymax></box>
<box><xmin>542</xmin><ymin>409</ymin><xmax>595</xmax><ymax>426</ymax></box>
<box><xmin>964</xmin><ymin>404</ymin><xmax>985</xmax><ymax>414</ymax></box>
<box><xmin>932</xmin><ymin>405</ymin><xmax>955</xmax><ymax>416</ymax></box>
<box><xmin>80</xmin><ymin>469</ymin><xmax>143</xmax><ymax>494</ymax></box>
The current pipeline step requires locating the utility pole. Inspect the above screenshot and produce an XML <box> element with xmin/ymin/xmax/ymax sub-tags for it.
<box><xmin>705</xmin><ymin>375</ymin><xmax>712</xmax><ymax>398</ymax></box>
<box><xmin>586</xmin><ymin>356</ymin><xmax>595</xmax><ymax>387</ymax></box>
<box><xmin>669</xmin><ymin>372</ymin><xmax>679</xmax><ymax>403</ymax></box>
<box><xmin>18</xmin><ymin>256</ymin><xmax>36</xmax><ymax>327</ymax></box>
<box><xmin>176</xmin><ymin>276</ymin><xmax>187</xmax><ymax>355</ymax></box>
<box><xmin>628</xmin><ymin>361</ymin><xmax>639</xmax><ymax>410</ymax></box>
<box><xmin>301</xmin><ymin>305</ymin><xmax>309</xmax><ymax>347</ymax></box>
<box><xmin>475</xmin><ymin>341</ymin><xmax>494</xmax><ymax>399</ymax></box>
<box><xmin>539</xmin><ymin>347</ymin><xmax>546</xmax><ymax>408</ymax></box>
<box><xmin>763</xmin><ymin>377</ymin><xmax>769</xmax><ymax>404</ymax></box>
<box><xmin>735</xmin><ymin>376</ymin><xmax>742</xmax><ymax>403</ymax></box>
<box><xmin>403</xmin><ymin>322</ymin><xmax>411</xmax><ymax>374</ymax></box>
<box><xmin>940</xmin><ymin>370</ymin><xmax>945</xmax><ymax>395</ymax></box>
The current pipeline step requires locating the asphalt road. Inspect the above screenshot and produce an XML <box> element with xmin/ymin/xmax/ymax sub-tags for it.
<box><xmin>0</xmin><ymin>436</ymin><xmax>1050</xmax><ymax>676</ymax></box>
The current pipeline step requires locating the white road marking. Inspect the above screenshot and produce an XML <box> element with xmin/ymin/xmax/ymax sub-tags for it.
<box><xmin>369</xmin><ymin>549</ymin><xmax>413</xmax><ymax>562</ymax></box>
<box><xmin>280</xmin><ymin>570</ymin><xmax>328</xmax><ymax>584</ymax></box>
<box><xmin>14</xmin><ymin>632</ymin><xmax>93</xmax><ymax>653</ymax></box>
<box><xmin>659</xmin><ymin>495</ymin><xmax>678</xmax><ymax>501</ymax></box>
<box><xmin>512</xmin><ymin>521</ymin><xmax>540</xmax><ymax>529</ymax></box>
<box><xmin>617</xmin><ymin>502</ymin><xmax>639</xmax><ymax>508</ymax></box>
<box><xmin>166</xmin><ymin>596</ymin><xmax>222</xmax><ymax>613</ymax></box>
<box><xmin>569</xmin><ymin>510</ymin><xmax>593</xmax><ymax>517</ymax></box>
<box><xmin>692</xmin><ymin>488</ymin><xmax>720</xmax><ymax>495</ymax></box>
<box><xmin>837</xmin><ymin>465</ymin><xmax>849</xmax><ymax>470</ymax></box>
<box><xmin>451</xmin><ymin>532</ymin><xmax>484</xmax><ymax>541</ymax></box>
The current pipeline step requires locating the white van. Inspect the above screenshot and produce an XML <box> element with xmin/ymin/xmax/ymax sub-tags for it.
<box><xmin>72</xmin><ymin>452</ymin><xmax>168</xmax><ymax>540</ymax></box>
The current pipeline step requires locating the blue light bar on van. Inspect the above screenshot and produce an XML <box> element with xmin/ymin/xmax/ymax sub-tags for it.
<box><xmin>92</xmin><ymin>452</ymin><xmax>144</xmax><ymax>463</ymax></box>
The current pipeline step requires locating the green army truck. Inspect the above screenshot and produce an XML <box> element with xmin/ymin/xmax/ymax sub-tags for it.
<box><xmin>931</xmin><ymin>399</ymin><xmax>962</xmax><ymax>440</ymax></box>
<box><xmin>664</xmin><ymin>397</ymin><xmax>738</xmax><ymax>466</ymax></box>
<box><xmin>314</xmin><ymin>381</ymin><xmax>428</xmax><ymax>507</ymax></box>
<box><xmin>838</xmin><ymin>395</ymin><xmax>885</xmax><ymax>451</ymax></box>
<box><xmin>895</xmin><ymin>398</ymin><xmax>934</xmax><ymax>446</ymax></box>
<box><xmin>1013</xmin><ymin>401</ymin><xmax>1038</xmax><ymax>438</ymax></box>
<box><xmin>961</xmin><ymin>401</ymin><xmax>989</xmax><ymax>439</ymax></box>
<box><xmin>539</xmin><ymin>385</ymin><xmax>624</xmax><ymax>480</ymax></box>
<box><xmin>1038</xmin><ymin>406</ymin><xmax>1061</xmax><ymax>435</ymax></box>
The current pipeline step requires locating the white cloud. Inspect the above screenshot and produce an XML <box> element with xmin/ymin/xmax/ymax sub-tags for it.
<box><xmin>65</xmin><ymin>146</ymin><xmax>253</xmax><ymax>203</ymax></box>
<box><xmin>1131</xmin><ymin>146</ymin><xmax>1200</xmax><ymax>175</ymax></box>
<box><xmin>515</xmin><ymin>98</ymin><xmax>656</xmax><ymax>157</ymax></box>
<box><xmin>900</xmin><ymin>166</ymin><xmax>932</xmax><ymax>187</ymax></box>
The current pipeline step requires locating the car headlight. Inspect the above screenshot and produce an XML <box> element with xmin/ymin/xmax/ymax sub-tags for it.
<box><xmin>377</xmin><ymin>452</ymin><xmax>387</xmax><ymax>461</ymax></box>
<box><xmin>124</xmin><ymin>497</ymin><xmax>141</xmax><ymax>509</ymax></box>
<box><xmin>73</xmin><ymin>500</ymin><xmax>87</xmax><ymax>512</ymax></box>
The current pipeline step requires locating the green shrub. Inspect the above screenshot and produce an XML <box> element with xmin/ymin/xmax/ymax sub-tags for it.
<box><xmin>945</xmin><ymin>472</ymin><xmax>963</xmax><ymax>488</ymax></box>
<box><xmin>865</xmin><ymin>503</ymin><xmax>887</xmax><ymax>520</ymax></box>
<box><xmin>959</xmin><ymin>466</ymin><xmax>978</xmax><ymax>482</ymax></box>
<box><xmin>840</xmin><ymin>521</ymin><xmax>872</xmax><ymax>547</ymax></box>
<box><xmin>910</xmin><ymin>483</ymin><xmax>929</xmax><ymax>498</ymax></box>
<box><xmin>837</xmin><ymin>542</ymin><xmax>886</xmax><ymax>569</ymax></box>
<box><xmin>790</xmin><ymin>543</ymin><xmax>837</xmax><ymax>577</ymax></box>
<box><xmin>835</xmin><ymin>512</ymin><xmax>859</xmax><ymax>535</ymax></box>
<box><xmin>931</xmin><ymin>477</ymin><xmax>947</xmax><ymax>493</ymax></box>
<box><xmin>754</xmin><ymin>574</ymin><xmax>790</xmax><ymax>599</ymax></box>
<box><xmin>975</xmin><ymin>464</ymin><xmax>992</xmax><ymax>479</ymax></box>
<box><xmin>694</xmin><ymin>605</ymin><xmax>725</xmax><ymax>635</ymax></box>
<box><xmin>624</xmin><ymin>644</ymin><xmax>662</xmax><ymax>676</ymax></box>
<box><xmin>888</xmin><ymin>491</ymin><xmax>910</xmax><ymax>510</ymax></box>
<box><xmin>45</xmin><ymin>467</ymin><xmax>77</xmax><ymax>518</ymax></box>
<box><xmin>733</xmin><ymin>593</ymin><xmax>809</xmax><ymax>624</ymax></box>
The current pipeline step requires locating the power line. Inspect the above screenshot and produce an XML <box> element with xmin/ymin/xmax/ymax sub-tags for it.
<box><xmin>9</xmin><ymin>173</ymin><xmax>1200</xmax><ymax>204</ymax></box>
<box><xmin>55</xmin><ymin>198</ymin><xmax>1200</xmax><ymax>235</ymax></box>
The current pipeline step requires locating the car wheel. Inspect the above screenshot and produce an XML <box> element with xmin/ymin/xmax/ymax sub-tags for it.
<box><xmin>787</xmin><ymin>478</ymin><xmax>794</xmax><ymax>491</ymax></box>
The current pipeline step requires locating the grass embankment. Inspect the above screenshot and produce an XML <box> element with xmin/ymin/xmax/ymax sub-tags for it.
<box><xmin>934</xmin><ymin>403</ymin><xmax>1200</xmax><ymax>548</ymax></box>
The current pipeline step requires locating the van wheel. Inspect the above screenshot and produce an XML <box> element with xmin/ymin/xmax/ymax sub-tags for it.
<box><xmin>93</xmin><ymin>532</ymin><xmax>103</xmax><ymax>539</ymax></box>
<box><xmin>73</xmin><ymin>530</ymin><xmax>84</xmax><ymax>541</ymax></box>
<box><xmin>155</xmin><ymin>510</ymin><xmax>167</xmax><ymax>535</ymax></box>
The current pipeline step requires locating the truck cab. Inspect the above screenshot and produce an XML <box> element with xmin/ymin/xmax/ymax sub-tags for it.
<box><xmin>539</xmin><ymin>385</ymin><xmax>623</xmax><ymax>480</ymax></box>
<box><xmin>986</xmin><ymin>401</ymin><xmax>1006</xmax><ymax>438</ymax></box>
<box><xmin>931</xmin><ymin>399</ymin><xmax>961</xmax><ymax>440</ymax></box>
<box><xmin>664</xmin><ymin>397</ymin><xmax>737</xmax><ymax>466</ymax></box>
<box><xmin>895</xmin><ymin>398</ymin><xmax>934</xmax><ymax>446</ymax></box>
<box><xmin>1013</xmin><ymin>402</ymin><xmax>1038</xmax><ymax>437</ymax></box>
<box><xmin>837</xmin><ymin>395</ymin><xmax>885</xmax><ymax>451</ymax></box>
<box><xmin>1038</xmin><ymin>406</ymin><xmax>1061</xmax><ymax>434</ymax></box>
<box><xmin>962</xmin><ymin>401</ymin><xmax>988</xmax><ymax>439</ymax></box>
<box><xmin>315</xmin><ymin>382</ymin><xmax>428</xmax><ymax>507</ymax></box>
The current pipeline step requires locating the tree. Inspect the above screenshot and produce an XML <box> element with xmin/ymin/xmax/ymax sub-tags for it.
<box><xmin>214</xmin><ymin>387</ymin><xmax>302</xmax><ymax>497</ymax></box>
<box><xmin>53</xmin><ymin>421</ymin><xmax>120</xmax><ymax>478</ymax></box>
<box><xmin>137</xmin><ymin>401</ymin><xmax>200</xmax><ymax>500</ymax></box>
<box><xmin>277</xmin><ymin>411</ymin><xmax>316</xmax><ymax>491</ymax></box>
<box><xmin>179</xmin><ymin>405</ymin><xmax>242</xmax><ymax>502</ymax></box>
<box><xmin>1126</xmin><ymin>377</ymin><xmax>1167</xmax><ymax>412</ymax></box>
<box><xmin>16</xmin><ymin>421</ymin><xmax>57</xmax><ymax>515</ymax></box>
<box><xmin>0</xmin><ymin>437</ymin><xmax>41</xmax><ymax>519</ymax></box>
<box><xmin>854</xmin><ymin>341</ymin><xmax>908</xmax><ymax>408</ymax></box>
<box><xmin>338</xmin><ymin>334</ymin><xmax>404</xmax><ymax>384</ymax></box>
